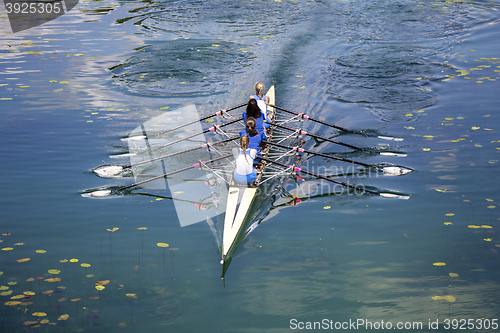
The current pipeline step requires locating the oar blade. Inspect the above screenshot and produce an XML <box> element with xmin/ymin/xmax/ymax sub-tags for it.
<box><xmin>379</xmin><ymin>193</ymin><xmax>411</xmax><ymax>200</ymax></box>
<box><xmin>380</xmin><ymin>152</ymin><xmax>407</xmax><ymax>157</ymax></box>
<box><xmin>81</xmin><ymin>190</ymin><xmax>112</xmax><ymax>198</ymax></box>
<box><xmin>382</xmin><ymin>166</ymin><xmax>413</xmax><ymax>176</ymax></box>
<box><xmin>93</xmin><ymin>165</ymin><xmax>124</xmax><ymax>178</ymax></box>
<box><xmin>377</xmin><ymin>135</ymin><xmax>404</xmax><ymax>141</ymax></box>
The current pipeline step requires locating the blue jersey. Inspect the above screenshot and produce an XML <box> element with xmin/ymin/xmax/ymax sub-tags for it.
<box><xmin>240</xmin><ymin>130</ymin><xmax>266</xmax><ymax>156</ymax></box>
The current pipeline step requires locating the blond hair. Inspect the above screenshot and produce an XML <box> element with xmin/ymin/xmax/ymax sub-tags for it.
<box><xmin>240</xmin><ymin>135</ymin><xmax>250</xmax><ymax>162</ymax></box>
<box><xmin>254</xmin><ymin>82</ymin><xmax>265</xmax><ymax>98</ymax></box>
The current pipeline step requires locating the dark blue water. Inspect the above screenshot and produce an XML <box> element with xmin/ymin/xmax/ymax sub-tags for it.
<box><xmin>1</xmin><ymin>0</ymin><xmax>500</xmax><ymax>332</ymax></box>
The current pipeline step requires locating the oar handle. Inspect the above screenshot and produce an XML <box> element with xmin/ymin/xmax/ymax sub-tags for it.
<box><xmin>264</xmin><ymin>141</ymin><xmax>379</xmax><ymax>170</ymax></box>
<box><xmin>153</xmin><ymin>103</ymin><xmax>246</xmax><ymax>137</ymax></box>
<box><xmin>112</xmin><ymin>154</ymin><xmax>232</xmax><ymax>193</ymax></box>
<box><xmin>269</xmin><ymin>104</ymin><xmax>368</xmax><ymax>136</ymax></box>
<box><xmin>151</xmin><ymin>117</ymin><xmax>243</xmax><ymax>152</ymax></box>
<box><xmin>259</xmin><ymin>157</ymin><xmax>379</xmax><ymax>196</ymax></box>
<box><xmin>265</xmin><ymin>120</ymin><xmax>370</xmax><ymax>152</ymax></box>
<box><xmin>124</xmin><ymin>136</ymin><xmax>239</xmax><ymax>169</ymax></box>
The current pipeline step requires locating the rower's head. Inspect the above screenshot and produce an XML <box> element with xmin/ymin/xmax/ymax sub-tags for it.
<box><xmin>240</xmin><ymin>134</ymin><xmax>250</xmax><ymax>150</ymax></box>
<box><xmin>246</xmin><ymin>117</ymin><xmax>258</xmax><ymax>136</ymax></box>
<box><xmin>246</xmin><ymin>98</ymin><xmax>261</xmax><ymax>119</ymax></box>
<box><xmin>254</xmin><ymin>82</ymin><xmax>265</xmax><ymax>97</ymax></box>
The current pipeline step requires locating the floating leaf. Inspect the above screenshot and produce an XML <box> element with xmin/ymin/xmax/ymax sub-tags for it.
<box><xmin>0</xmin><ymin>286</ymin><xmax>9</xmax><ymax>290</ymax></box>
<box><xmin>323</xmin><ymin>206</ymin><xmax>331</xmax><ymax>210</ymax></box>
<box><xmin>471</xmin><ymin>126</ymin><xmax>480</xmax><ymax>130</ymax></box>
<box><xmin>40</xmin><ymin>319</ymin><xmax>50</xmax><ymax>324</ymax></box>
<box><xmin>48</xmin><ymin>269</ymin><xmax>60</xmax><ymax>275</ymax></box>
<box><xmin>432</xmin><ymin>296</ymin><xmax>444</xmax><ymax>300</ymax></box>
<box><xmin>433</xmin><ymin>262</ymin><xmax>446</xmax><ymax>266</ymax></box>
<box><xmin>444</xmin><ymin>222</ymin><xmax>453</xmax><ymax>225</ymax></box>
<box><xmin>45</xmin><ymin>278</ymin><xmax>61</xmax><ymax>282</ymax></box>
<box><xmin>4</xmin><ymin>301</ymin><xmax>21</xmax><ymax>306</ymax></box>
<box><xmin>481</xmin><ymin>225</ymin><xmax>492</xmax><ymax>229</ymax></box>
<box><xmin>17</xmin><ymin>258</ymin><xmax>30</xmax><ymax>263</ymax></box>
<box><xmin>2</xmin><ymin>247</ymin><xmax>13</xmax><ymax>251</ymax></box>
<box><xmin>137</xmin><ymin>227</ymin><xmax>147</xmax><ymax>231</ymax></box>
<box><xmin>35</xmin><ymin>250</ymin><xmax>46</xmax><ymax>254</ymax></box>
<box><xmin>81</xmin><ymin>263</ymin><xmax>91</xmax><ymax>268</ymax></box>
<box><xmin>106</xmin><ymin>228</ymin><xmax>119</xmax><ymax>232</ymax></box>
<box><xmin>58</xmin><ymin>314</ymin><xmax>69</xmax><ymax>321</ymax></box>
<box><xmin>125</xmin><ymin>293</ymin><xmax>136</xmax><ymax>297</ymax></box>
<box><xmin>23</xmin><ymin>291</ymin><xmax>35</xmax><ymax>296</ymax></box>
<box><xmin>95</xmin><ymin>285</ymin><xmax>105</xmax><ymax>291</ymax></box>
<box><xmin>445</xmin><ymin>213</ymin><xmax>454</xmax><ymax>216</ymax></box>
<box><xmin>422</xmin><ymin>148</ymin><xmax>431</xmax><ymax>151</ymax></box>
<box><xmin>33</xmin><ymin>312</ymin><xmax>47</xmax><ymax>317</ymax></box>
<box><xmin>96</xmin><ymin>280</ymin><xmax>110</xmax><ymax>286</ymax></box>
<box><xmin>69</xmin><ymin>259</ymin><xmax>79</xmax><ymax>263</ymax></box>
<box><xmin>59</xmin><ymin>81</ymin><xmax>69</xmax><ymax>84</ymax></box>
<box><xmin>1</xmin><ymin>291</ymin><xmax>13</xmax><ymax>296</ymax></box>
<box><xmin>443</xmin><ymin>295</ymin><xmax>456</xmax><ymax>302</ymax></box>
<box><xmin>157</xmin><ymin>243</ymin><xmax>169</xmax><ymax>248</ymax></box>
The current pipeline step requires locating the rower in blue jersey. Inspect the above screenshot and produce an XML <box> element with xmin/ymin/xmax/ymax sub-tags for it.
<box><xmin>239</xmin><ymin>117</ymin><xmax>266</xmax><ymax>160</ymax></box>
<box><xmin>243</xmin><ymin>99</ymin><xmax>270</xmax><ymax>133</ymax></box>
<box><xmin>232</xmin><ymin>135</ymin><xmax>257</xmax><ymax>185</ymax></box>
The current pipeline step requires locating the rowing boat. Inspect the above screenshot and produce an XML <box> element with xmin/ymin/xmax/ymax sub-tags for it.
<box><xmin>220</xmin><ymin>86</ymin><xmax>278</xmax><ymax>272</ymax></box>
<box><xmin>86</xmin><ymin>84</ymin><xmax>412</xmax><ymax>279</ymax></box>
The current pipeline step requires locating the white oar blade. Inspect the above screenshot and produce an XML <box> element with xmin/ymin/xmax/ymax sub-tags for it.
<box><xmin>121</xmin><ymin>136</ymin><xmax>146</xmax><ymax>142</ymax></box>
<box><xmin>382</xmin><ymin>167</ymin><xmax>413</xmax><ymax>176</ymax></box>
<box><xmin>380</xmin><ymin>152</ymin><xmax>407</xmax><ymax>157</ymax></box>
<box><xmin>110</xmin><ymin>153</ymin><xmax>136</xmax><ymax>159</ymax></box>
<box><xmin>379</xmin><ymin>193</ymin><xmax>410</xmax><ymax>200</ymax></box>
<box><xmin>378</xmin><ymin>136</ymin><xmax>404</xmax><ymax>141</ymax></box>
<box><xmin>81</xmin><ymin>190</ymin><xmax>112</xmax><ymax>198</ymax></box>
<box><xmin>93</xmin><ymin>166</ymin><xmax>124</xmax><ymax>178</ymax></box>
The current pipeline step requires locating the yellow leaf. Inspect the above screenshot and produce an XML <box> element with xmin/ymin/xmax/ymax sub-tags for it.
<box><xmin>433</xmin><ymin>262</ymin><xmax>446</xmax><ymax>266</ymax></box>
<box><xmin>58</xmin><ymin>314</ymin><xmax>69</xmax><ymax>321</ymax></box>
<box><xmin>157</xmin><ymin>243</ymin><xmax>169</xmax><ymax>248</ymax></box>
<box><xmin>48</xmin><ymin>269</ymin><xmax>60</xmax><ymax>274</ymax></box>
<box><xmin>449</xmin><ymin>273</ymin><xmax>459</xmax><ymax>277</ymax></box>
<box><xmin>323</xmin><ymin>206</ymin><xmax>331</xmax><ymax>210</ymax></box>
<box><xmin>32</xmin><ymin>312</ymin><xmax>47</xmax><ymax>317</ymax></box>
<box><xmin>95</xmin><ymin>285</ymin><xmax>105</xmax><ymax>291</ymax></box>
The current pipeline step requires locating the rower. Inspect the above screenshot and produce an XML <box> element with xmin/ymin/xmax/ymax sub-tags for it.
<box><xmin>243</xmin><ymin>99</ymin><xmax>270</xmax><ymax>133</ymax></box>
<box><xmin>249</xmin><ymin>82</ymin><xmax>270</xmax><ymax>119</ymax></box>
<box><xmin>232</xmin><ymin>135</ymin><xmax>258</xmax><ymax>186</ymax></box>
<box><xmin>240</xmin><ymin>117</ymin><xmax>266</xmax><ymax>160</ymax></box>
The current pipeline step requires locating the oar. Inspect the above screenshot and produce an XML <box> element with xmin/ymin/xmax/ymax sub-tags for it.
<box><xmin>264</xmin><ymin>120</ymin><xmax>406</xmax><ymax>157</ymax></box>
<box><xmin>264</xmin><ymin>141</ymin><xmax>412</xmax><ymax>176</ymax></box>
<box><xmin>93</xmin><ymin>136</ymin><xmax>239</xmax><ymax>178</ymax></box>
<box><xmin>259</xmin><ymin>157</ymin><xmax>409</xmax><ymax>199</ymax></box>
<box><xmin>84</xmin><ymin>154</ymin><xmax>233</xmax><ymax>198</ymax></box>
<box><xmin>269</xmin><ymin>104</ymin><xmax>403</xmax><ymax>141</ymax></box>
<box><xmin>151</xmin><ymin>103</ymin><xmax>246</xmax><ymax>138</ymax></box>
<box><xmin>150</xmin><ymin>117</ymin><xmax>243</xmax><ymax>152</ymax></box>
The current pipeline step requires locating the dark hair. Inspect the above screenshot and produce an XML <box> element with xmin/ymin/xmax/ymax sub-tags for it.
<box><xmin>246</xmin><ymin>99</ymin><xmax>261</xmax><ymax>119</ymax></box>
<box><xmin>246</xmin><ymin>117</ymin><xmax>259</xmax><ymax>136</ymax></box>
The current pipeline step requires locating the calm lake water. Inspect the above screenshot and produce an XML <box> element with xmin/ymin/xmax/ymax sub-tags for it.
<box><xmin>1</xmin><ymin>0</ymin><xmax>500</xmax><ymax>332</ymax></box>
